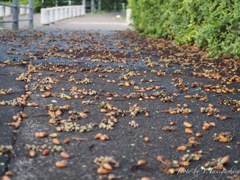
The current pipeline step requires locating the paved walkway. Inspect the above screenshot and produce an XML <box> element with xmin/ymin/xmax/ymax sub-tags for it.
<box><xmin>2</xmin><ymin>11</ymin><xmax>239</xmax><ymax>180</ymax></box>
<box><xmin>0</xmin><ymin>16</ymin><xmax>240</xmax><ymax>180</ymax></box>
<box><xmin>2</xmin><ymin>12</ymin><xmax>129</xmax><ymax>31</ymax></box>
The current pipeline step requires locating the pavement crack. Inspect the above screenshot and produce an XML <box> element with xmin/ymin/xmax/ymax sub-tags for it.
<box><xmin>31</xmin><ymin>115</ymin><xmax>49</xmax><ymax>117</ymax></box>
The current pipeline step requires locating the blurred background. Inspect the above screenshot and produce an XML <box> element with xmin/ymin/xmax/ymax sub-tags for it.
<box><xmin>0</xmin><ymin>0</ymin><xmax>128</xmax><ymax>13</ymax></box>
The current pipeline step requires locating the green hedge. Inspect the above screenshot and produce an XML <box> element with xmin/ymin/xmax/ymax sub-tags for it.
<box><xmin>129</xmin><ymin>0</ymin><xmax>240</xmax><ymax>58</ymax></box>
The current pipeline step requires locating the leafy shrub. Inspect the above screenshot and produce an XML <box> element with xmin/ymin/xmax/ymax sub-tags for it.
<box><xmin>129</xmin><ymin>0</ymin><xmax>240</xmax><ymax>58</ymax></box>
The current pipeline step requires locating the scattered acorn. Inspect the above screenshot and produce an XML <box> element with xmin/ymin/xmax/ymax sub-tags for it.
<box><xmin>177</xmin><ymin>146</ymin><xmax>187</xmax><ymax>151</ymax></box>
<box><xmin>49</xmin><ymin>133</ymin><xmax>58</xmax><ymax>138</ymax></box>
<box><xmin>185</xmin><ymin>128</ymin><xmax>193</xmax><ymax>134</ymax></box>
<box><xmin>29</xmin><ymin>150</ymin><xmax>36</xmax><ymax>157</ymax></box>
<box><xmin>35</xmin><ymin>132</ymin><xmax>48</xmax><ymax>138</ymax></box>
<box><xmin>144</xmin><ymin>137</ymin><xmax>150</xmax><ymax>142</ymax></box>
<box><xmin>202</xmin><ymin>122</ymin><xmax>215</xmax><ymax>130</ymax></box>
<box><xmin>138</xmin><ymin>160</ymin><xmax>147</xmax><ymax>165</ymax></box>
<box><xmin>55</xmin><ymin>161</ymin><xmax>68</xmax><ymax>168</ymax></box>
<box><xmin>60</xmin><ymin>152</ymin><xmax>71</xmax><ymax>159</ymax></box>
<box><xmin>141</xmin><ymin>177</ymin><xmax>152</xmax><ymax>180</ymax></box>
<box><xmin>183</xmin><ymin>122</ymin><xmax>192</xmax><ymax>128</ymax></box>
<box><xmin>52</xmin><ymin>138</ymin><xmax>60</xmax><ymax>145</ymax></box>
<box><xmin>97</xmin><ymin>166</ymin><xmax>108</xmax><ymax>175</ymax></box>
<box><xmin>103</xmin><ymin>163</ymin><xmax>113</xmax><ymax>170</ymax></box>
<box><xmin>196</xmin><ymin>133</ymin><xmax>203</xmax><ymax>137</ymax></box>
<box><xmin>1</xmin><ymin>176</ymin><xmax>11</xmax><ymax>180</ymax></box>
<box><xmin>63</xmin><ymin>138</ymin><xmax>71</xmax><ymax>144</ymax></box>
<box><xmin>42</xmin><ymin>149</ymin><xmax>50</xmax><ymax>156</ymax></box>
<box><xmin>94</xmin><ymin>133</ymin><xmax>109</xmax><ymax>141</ymax></box>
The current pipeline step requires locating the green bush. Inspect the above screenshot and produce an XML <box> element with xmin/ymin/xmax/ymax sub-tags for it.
<box><xmin>129</xmin><ymin>0</ymin><xmax>240</xmax><ymax>58</ymax></box>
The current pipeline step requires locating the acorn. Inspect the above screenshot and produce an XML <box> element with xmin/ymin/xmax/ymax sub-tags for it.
<box><xmin>49</xmin><ymin>133</ymin><xmax>58</xmax><ymax>138</ymax></box>
<box><xmin>138</xmin><ymin>160</ymin><xmax>147</xmax><ymax>165</ymax></box>
<box><xmin>220</xmin><ymin>155</ymin><xmax>230</xmax><ymax>164</ymax></box>
<box><xmin>53</xmin><ymin>138</ymin><xmax>60</xmax><ymax>145</ymax></box>
<box><xmin>112</xmin><ymin>107</ymin><xmax>118</xmax><ymax>111</ymax></box>
<box><xmin>97</xmin><ymin>167</ymin><xmax>108</xmax><ymax>175</ymax></box>
<box><xmin>185</xmin><ymin>95</ymin><xmax>192</xmax><ymax>99</ymax></box>
<box><xmin>100</xmin><ymin>134</ymin><xmax>109</xmax><ymax>141</ymax></box>
<box><xmin>177</xmin><ymin>146</ymin><xmax>187</xmax><ymax>151</ymax></box>
<box><xmin>156</xmin><ymin>156</ymin><xmax>163</xmax><ymax>163</ymax></box>
<box><xmin>144</xmin><ymin>137</ymin><xmax>150</xmax><ymax>142</ymax></box>
<box><xmin>35</xmin><ymin>132</ymin><xmax>48</xmax><ymax>138</ymax></box>
<box><xmin>202</xmin><ymin>123</ymin><xmax>211</xmax><ymax>130</ymax></box>
<box><xmin>60</xmin><ymin>152</ymin><xmax>71</xmax><ymax>159</ymax></box>
<box><xmin>145</xmin><ymin>112</ymin><xmax>150</xmax><ymax>117</ymax></box>
<box><xmin>185</xmin><ymin>128</ymin><xmax>193</xmax><ymax>134</ymax></box>
<box><xmin>100</xmin><ymin>109</ymin><xmax>107</xmax><ymax>113</ymax></box>
<box><xmin>1</xmin><ymin>176</ymin><xmax>11</xmax><ymax>180</ymax></box>
<box><xmin>20</xmin><ymin>113</ymin><xmax>28</xmax><ymax>118</ymax></box>
<box><xmin>55</xmin><ymin>161</ymin><xmax>68</xmax><ymax>168</ymax></box>
<box><xmin>155</xmin><ymin>86</ymin><xmax>161</xmax><ymax>89</ymax></box>
<box><xmin>183</xmin><ymin>122</ymin><xmax>192</xmax><ymax>128</ymax></box>
<box><xmin>141</xmin><ymin>177</ymin><xmax>152</xmax><ymax>180</ymax></box>
<box><xmin>179</xmin><ymin>161</ymin><xmax>190</xmax><ymax>166</ymax></box>
<box><xmin>42</xmin><ymin>149</ymin><xmax>50</xmax><ymax>156</ymax></box>
<box><xmin>94</xmin><ymin>133</ymin><xmax>103</xmax><ymax>139</ymax></box>
<box><xmin>63</xmin><ymin>138</ymin><xmax>71</xmax><ymax>144</ymax></box>
<box><xmin>196</xmin><ymin>133</ymin><xmax>202</xmax><ymax>137</ymax></box>
<box><xmin>103</xmin><ymin>163</ymin><xmax>112</xmax><ymax>170</ymax></box>
<box><xmin>29</xmin><ymin>150</ymin><xmax>36</xmax><ymax>157</ymax></box>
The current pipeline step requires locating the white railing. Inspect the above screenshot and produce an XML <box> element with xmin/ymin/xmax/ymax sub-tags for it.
<box><xmin>126</xmin><ymin>9</ymin><xmax>132</xmax><ymax>25</ymax></box>
<box><xmin>0</xmin><ymin>6</ymin><xmax>4</xmax><ymax>17</ymax></box>
<box><xmin>40</xmin><ymin>5</ymin><xmax>85</xmax><ymax>25</ymax></box>
<box><xmin>0</xmin><ymin>4</ymin><xmax>29</xmax><ymax>17</ymax></box>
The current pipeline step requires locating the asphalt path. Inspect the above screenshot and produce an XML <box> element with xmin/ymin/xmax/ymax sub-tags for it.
<box><xmin>1</xmin><ymin>12</ymin><xmax>129</xmax><ymax>31</ymax></box>
<box><xmin>0</xmin><ymin>13</ymin><xmax>239</xmax><ymax>180</ymax></box>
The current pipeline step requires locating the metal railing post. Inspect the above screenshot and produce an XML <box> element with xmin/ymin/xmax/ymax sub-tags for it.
<box><xmin>29</xmin><ymin>0</ymin><xmax>34</xmax><ymax>28</ymax></box>
<box><xmin>82</xmin><ymin>0</ymin><xmax>86</xmax><ymax>14</ymax></box>
<box><xmin>114</xmin><ymin>0</ymin><xmax>116</xmax><ymax>12</ymax></box>
<box><xmin>12</xmin><ymin>0</ymin><xmax>19</xmax><ymax>30</ymax></box>
<box><xmin>0</xmin><ymin>6</ymin><xmax>4</xmax><ymax>17</ymax></box>
<box><xmin>98</xmin><ymin>0</ymin><xmax>101</xmax><ymax>11</ymax></box>
<box><xmin>91</xmin><ymin>0</ymin><xmax>94</xmax><ymax>13</ymax></box>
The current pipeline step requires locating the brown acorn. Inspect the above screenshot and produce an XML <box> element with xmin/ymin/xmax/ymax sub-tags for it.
<box><xmin>42</xmin><ymin>149</ymin><xmax>50</xmax><ymax>156</ymax></box>
<box><xmin>60</xmin><ymin>152</ymin><xmax>71</xmax><ymax>159</ymax></box>
<box><xmin>53</xmin><ymin>138</ymin><xmax>60</xmax><ymax>145</ymax></box>
<box><xmin>35</xmin><ymin>132</ymin><xmax>48</xmax><ymax>138</ymax></box>
<box><xmin>29</xmin><ymin>150</ymin><xmax>36</xmax><ymax>157</ymax></box>
<box><xmin>55</xmin><ymin>161</ymin><xmax>68</xmax><ymax>168</ymax></box>
<box><xmin>97</xmin><ymin>167</ymin><xmax>108</xmax><ymax>175</ymax></box>
<box><xmin>138</xmin><ymin>160</ymin><xmax>147</xmax><ymax>165</ymax></box>
<box><xmin>177</xmin><ymin>146</ymin><xmax>187</xmax><ymax>151</ymax></box>
<box><xmin>103</xmin><ymin>163</ymin><xmax>112</xmax><ymax>170</ymax></box>
<box><xmin>185</xmin><ymin>128</ymin><xmax>193</xmax><ymax>134</ymax></box>
<box><xmin>183</xmin><ymin>122</ymin><xmax>192</xmax><ymax>128</ymax></box>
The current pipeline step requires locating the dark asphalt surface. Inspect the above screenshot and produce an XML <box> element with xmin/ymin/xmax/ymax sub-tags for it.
<box><xmin>0</xmin><ymin>14</ymin><xmax>240</xmax><ymax>180</ymax></box>
<box><xmin>0</xmin><ymin>66</ymin><xmax>25</xmax><ymax>176</ymax></box>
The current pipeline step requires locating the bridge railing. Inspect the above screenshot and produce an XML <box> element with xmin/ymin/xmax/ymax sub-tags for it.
<box><xmin>41</xmin><ymin>5</ymin><xmax>85</xmax><ymax>26</ymax></box>
<box><xmin>126</xmin><ymin>9</ymin><xmax>132</xmax><ymax>25</ymax></box>
<box><xmin>0</xmin><ymin>0</ymin><xmax>34</xmax><ymax>30</ymax></box>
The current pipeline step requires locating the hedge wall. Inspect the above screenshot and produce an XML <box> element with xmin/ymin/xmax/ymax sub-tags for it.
<box><xmin>129</xmin><ymin>0</ymin><xmax>240</xmax><ymax>58</ymax></box>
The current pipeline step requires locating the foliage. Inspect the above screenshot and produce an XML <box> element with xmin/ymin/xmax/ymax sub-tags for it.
<box><xmin>100</xmin><ymin>0</ymin><xmax>127</xmax><ymax>12</ymax></box>
<box><xmin>129</xmin><ymin>0</ymin><xmax>240</xmax><ymax>58</ymax></box>
<box><xmin>85</xmin><ymin>0</ymin><xmax>127</xmax><ymax>12</ymax></box>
